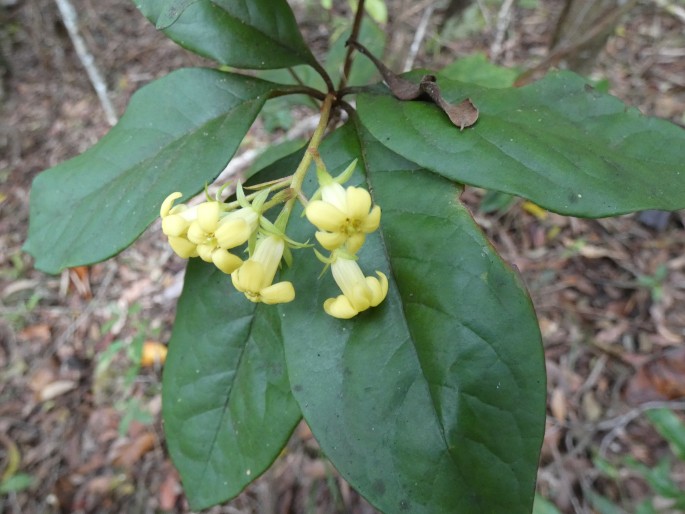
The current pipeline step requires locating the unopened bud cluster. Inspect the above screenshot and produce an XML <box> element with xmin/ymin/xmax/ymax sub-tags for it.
<box><xmin>159</xmin><ymin>158</ymin><xmax>387</xmax><ymax>318</ymax></box>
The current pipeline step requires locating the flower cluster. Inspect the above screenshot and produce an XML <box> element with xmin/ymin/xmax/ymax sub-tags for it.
<box><xmin>306</xmin><ymin>159</ymin><xmax>388</xmax><ymax>319</ymax></box>
<box><xmin>160</xmin><ymin>186</ymin><xmax>295</xmax><ymax>306</ymax></box>
<box><xmin>159</xmin><ymin>158</ymin><xmax>387</xmax><ymax>318</ymax></box>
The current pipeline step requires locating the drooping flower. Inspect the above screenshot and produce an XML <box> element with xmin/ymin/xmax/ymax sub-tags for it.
<box><xmin>323</xmin><ymin>251</ymin><xmax>388</xmax><ymax>319</ymax></box>
<box><xmin>231</xmin><ymin>235</ymin><xmax>295</xmax><ymax>304</ymax></box>
<box><xmin>306</xmin><ymin>181</ymin><xmax>381</xmax><ymax>254</ymax></box>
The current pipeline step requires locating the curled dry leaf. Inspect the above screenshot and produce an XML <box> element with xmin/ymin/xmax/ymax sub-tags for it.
<box><xmin>418</xmin><ymin>76</ymin><xmax>479</xmax><ymax>130</ymax></box>
<box><xmin>348</xmin><ymin>40</ymin><xmax>479</xmax><ymax>130</ymax></box>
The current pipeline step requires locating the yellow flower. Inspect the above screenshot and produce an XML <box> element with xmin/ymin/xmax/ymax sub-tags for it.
<box><xmin>159</xmin><ymin>192</ymin><xmax>259</xmax><ymax>274</ymax></box>
<box><xmin>323</xmin><ymin>252</ymin><xmax>388</xmax><ymax>319</ymax></box>
<box><xmin>231</xmin><ymin>235</ymin><xmax>295</xmax><ymax>304</ymax></box>
<box><xmin>160</xmin><ymin>192</ymin><xmax>199</xmax><ymax>258</ymax></box>
<box><xmin>186</xmin><ymin>203</ymin><xmax>258</xmax><ymax>274</ymax></box>
<box><xmin>305</xmin><ymin>182</ymin><xmax>381</xmax><ymax>254</ymax></box>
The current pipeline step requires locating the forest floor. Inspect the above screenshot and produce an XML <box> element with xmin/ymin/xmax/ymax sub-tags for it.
<box><xmin>1</xmin><ymin>0</ymin><xmax>685</xmax><ymax>513</ymax></box>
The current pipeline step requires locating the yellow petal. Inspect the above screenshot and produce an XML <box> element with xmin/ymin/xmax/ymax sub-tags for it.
<box><xmin>196</xmin><ymin>243</ymin><xmax>214</xmax><ymax>262</ymax></box>
<box><xmin>197</xmin><ymin>202</ymin><xmax>220</xmax><ymax>233</ymax></box>
<box><xmin>367</xmin><ymin>272</ymin><xmax>388</xmax><ymax>306</ymax></box>
<box><xmin>160</xmin><ymin>192</ymin><xmax>182</xmax><ymax>217</ymax></box>
<box><xmin>345</xmin><ymin>233</ymin><xmax>366</xmax><ymax>254</ymax></box>
<box><xmin>260</xmin><ymin>281</ymin><xmax>295</xmax><ymax>304</ymax></box>
<box><xmin>349</xmin><ymin>282</ymin><xmax>372</xmax><ymax>311</ymax></box>
<box><xmin>252</xmin><ymin>236</ymin><xmax>285</xmax><ymax>286</ymax></box>
<box><xmin>232</xmin><ymin>260</ymin><xmax>265</xmax><ymax>293</ymax></box>
<box><xmin>215</xmin><ymin>218</ymin><xmax>251</xmax><ymax>249</ymax></box>
<box><xmin>346</xmin><ymin>187</ymin><xmax>372</xmax><ymax>220</ymax></box>
<box><xmin>162</xmin><ymin>214</ymin><xmax>190</xmax><ymax>237</ymax></box>
<box><xmin>315</xmin><ymin>231</ymin><xmax>347</xmax><ymax>251</ymax></box>
<box><xmin>331</xmin><ymin>255</ymin><xmax>366</xmax><ymax>300</ymax></box>
<box><xmin>306</xmin><ymin>201</ymin><xmax>347</xmax><ymax>232</ymax></box>
<box><xmin>186</xmin><ymin>222</ymin><xmax>207</xmax><ymax>244</ymax></box>
<box><xmin>324</xmin><ymin>295</ymin><xmax>359</xmax><ymax>319</ymax></box>
<box><xmin>320</xmin><ymin>182</ymin><xmax>347</xmax><ymax>210</ymax></box>
<box><xmin>212</xmin><ymin>249</ymin><xmax>243</xmax><ymax>274</ymax></box>
<box><xmin>168</xmin><ymin>236</ymin><xmax>196</xmax><ymax>259</ymax></box>
<box><xmin>360</xmin><ymin>205</ymin><xmax>381</xmax><ymax>233</ymax></box>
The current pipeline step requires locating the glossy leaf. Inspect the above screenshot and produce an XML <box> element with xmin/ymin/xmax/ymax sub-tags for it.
<box><xmin>357</xmin><ymin>70</ymin><xmax>685</xmax><ymax>217</ymax></box>
<box><xmin>24</xmin><ymin>69</ymin><xmax>278</xmax><ymax>273</ymax></box>
<box><xmin>163</xmin><ymin>259</ymin><xmax>301</xmax><ymax>510</ymax></box>
<box><xmin>134</xmin><ymin>0</ymin><xmax>317</xmax><ymax>69</ymax></box>
<box><xmin>277</xmin><ymin>123</ymin><xmax>546</xmax><ymax>513</ymax></box>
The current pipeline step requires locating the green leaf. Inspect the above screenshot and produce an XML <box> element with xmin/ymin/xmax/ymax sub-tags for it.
<box><xmin>24</xmin><ymin>69</ymin><xmax>277</xmax><ymax>273</ymax></box>
<box><xmin>163</xmin><ymin>259</ymin><xmax>301</xmax><ymax>510</ymax></box>
<box><xmin>645</xmin><ymin>408</ymin><xmax>685</xmax><ymax>460</ymax></box>
<box><xmin>325</xmin><ymin>17</ymin><xmax>385</xmax><ymax>87</ymax></box>
<box><xmin>479</xmin><ymin>189</ymin><xmax>515</xmax><ymax>214</ymax></box>
<box><xmin>244</xmin><ymin>138</ymin><xmax>307</xmax><ymax>181</ymax></box>
<box><xmin>134</xmin><ymin>0</ymin><xmax>317</xmax><ymax>69</ymax></box>
<box><xmin>533</xmin><ymin>495</ymin><xmax>562</xmax><ymax>514</ymax></box>
<box><xmin>0</xmin><ymin>473</ymin><xmax>34</xmax><ymax>494</ymax></box>
<box><xmin>277</xmin><ymin>123</ymin><xmax>545</xmax><ymax>513</ymax></box>
<box><xmin>439</xmin><ymin>53</ymin><xmax>519</xmax><ymax>88</ymax></box>
<box><xmin>363</xmin><ymin>0</ymin><xmax>388</xmax><ymax>25</ymax></box>
<box><xmin>587</xmin><ymin>491</ymin><xmax>628</xmax><ymax>514</ymax></box>
<box><xmin>357</xmin><ymin>70</ymin><xmax>685</xmax><ymax>217</ymax></box>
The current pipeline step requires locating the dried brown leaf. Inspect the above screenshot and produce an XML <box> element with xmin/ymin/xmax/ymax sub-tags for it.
<box><xmin>625</xmin><ymin>348</ymin><xmax>685</xmax><ymax>404</ymax></box>
<box><xmin>111</xmin><ymin>432</ymin><xmax>156</xmax><ymax>470</ymax></box>
<box><xmin>39</xmin><ymin>380</ymin><xmax>77</xmax><ymax>401</ymax></box>
<box><xmin>348</xmin><ymin>41</ymin><xmax>479</xmax><ymax>129</ymax></box>
<box><xmin>19</xmin><ymin>324</ymin><xmax>52</xmax><ymax>344</ymax></box>
<box><xmin>158</xmin><ymin>464</ymin><xmax>182</xmax><ymax>511</ymax></box>
<box><xmin>419</xmin><ymin>77</ymin><xmax>479</xmax><ymax>130</ymax></box>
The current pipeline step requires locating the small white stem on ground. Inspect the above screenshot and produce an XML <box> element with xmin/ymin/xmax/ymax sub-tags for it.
<box><xmin>54</xmin><ymin>0</ymin><xmax>118</xmax><ymax>126</ymax></box>
<box><xmin>403</xmin><ymin>3</ymin><xmax>436</xmax><ymax>72</ymax></box>
<box><xmin>490</xmin><ymin>0</ymin><xmax>516</xmax><ymax>63</ymax></box>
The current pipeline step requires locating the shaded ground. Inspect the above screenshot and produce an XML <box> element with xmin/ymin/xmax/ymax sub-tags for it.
<box><xmin>1</xmin><ymin>0</ymin><xmax>684</xmax><ymax>513</ymax></box>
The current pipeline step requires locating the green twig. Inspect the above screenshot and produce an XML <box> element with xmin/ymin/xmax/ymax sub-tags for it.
<box><xmin>280</xmin><ymin>94</ymin><xmax>335</xmax><ymax>223</ymax></box>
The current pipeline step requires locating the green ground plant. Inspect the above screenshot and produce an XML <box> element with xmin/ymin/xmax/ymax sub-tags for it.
<box><xmin>592</xmin><ymin>408</ymin><xmax>685</xmax><ymax>513</ymax></box>
<box><xmin>23</xmin><ymin>1</ymin><xmax>685</xmax><ymax>512</ymax></box>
